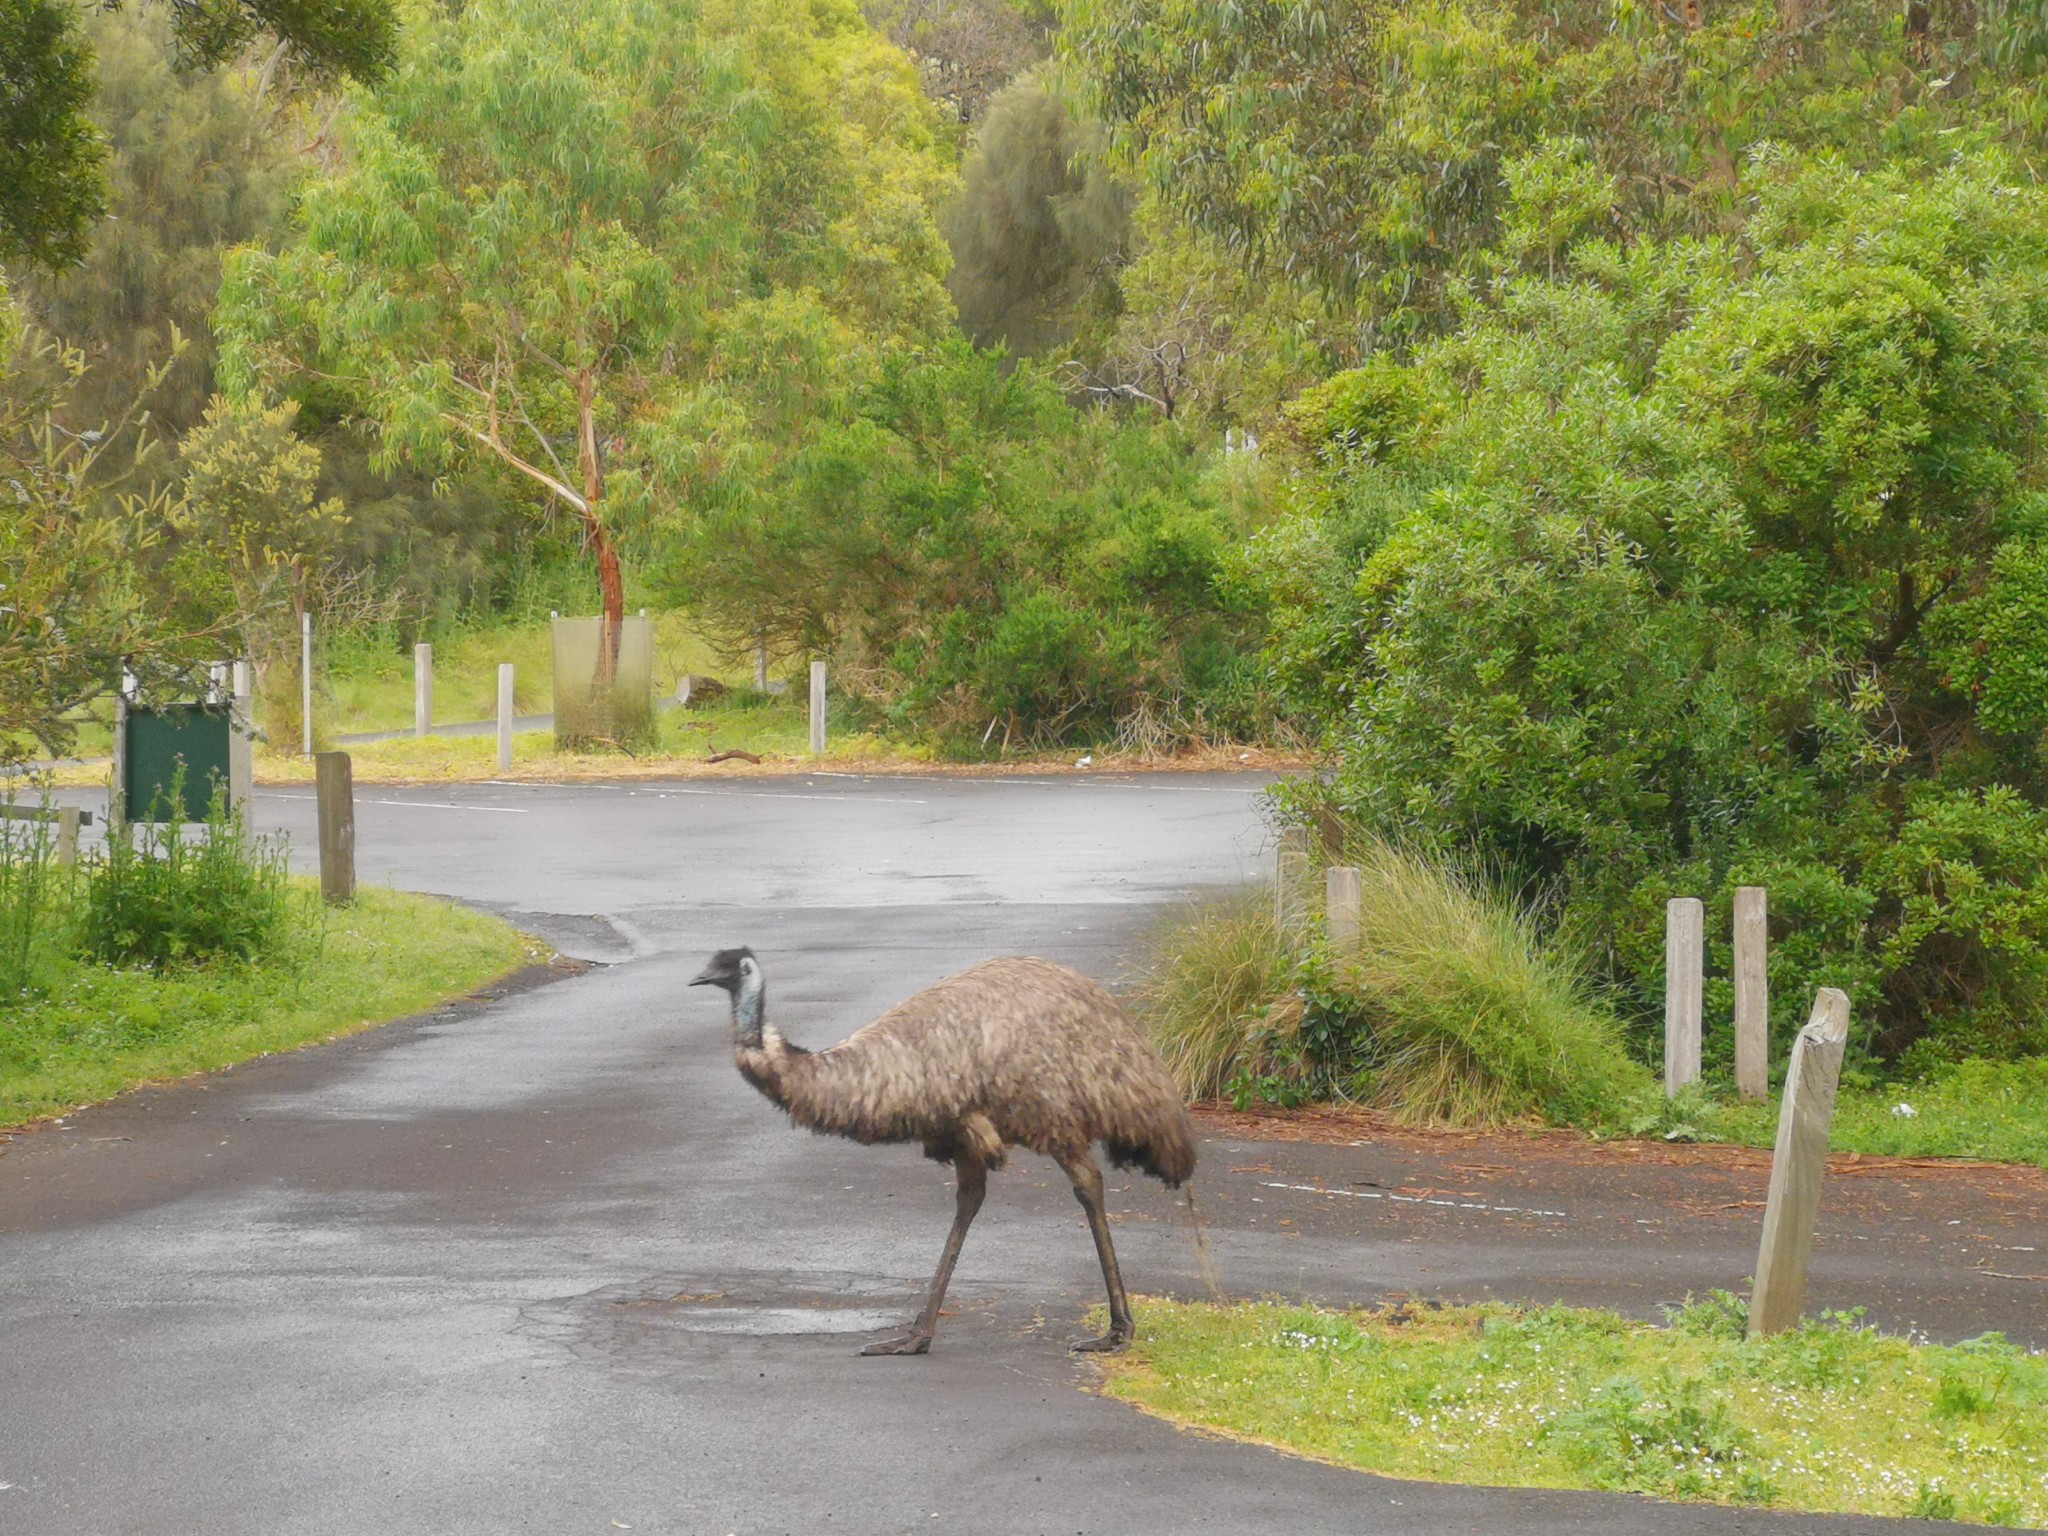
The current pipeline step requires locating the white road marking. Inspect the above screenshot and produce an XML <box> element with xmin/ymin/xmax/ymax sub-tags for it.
<box><xmin>1261</xmin><ymin>1180</ymin><xmax>1570</xmax><ymax>1220</ymax></box>
<box><xmin>478</xmin><ymin>780</ymin><xmax>931</xmax><ymax>805</ymax></box>
<box><xmin>261</xmin><ymin>793</ymin><xmax>529</xmax><ymax>814</ymax></box>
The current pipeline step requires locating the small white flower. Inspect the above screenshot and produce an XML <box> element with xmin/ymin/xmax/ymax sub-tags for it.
<box><xmin>1891</xmin><ymin>1102</ymin><xmax>1918</xmax><ymax>1118</ymax></box>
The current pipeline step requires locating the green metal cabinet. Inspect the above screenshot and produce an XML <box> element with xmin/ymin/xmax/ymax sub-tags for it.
<box><xmin>121</xmin><ymin>703</ymin><xmax>234</xmax><ymax>822</ymax></box>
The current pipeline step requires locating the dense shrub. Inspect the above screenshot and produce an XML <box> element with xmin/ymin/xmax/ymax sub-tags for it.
<box><xmin>670</xmin><ymin>339</ymin><xmax>1275</xmax><ymax>751</ymax></box>
<box><xmin>1259</xmin><ymin>152</ymin><xmax>2048</xmax><ymax>1065</ymax></box>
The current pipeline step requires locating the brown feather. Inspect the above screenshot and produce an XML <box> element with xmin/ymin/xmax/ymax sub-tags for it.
<box><xmin>734</xmin><ymin>956</ymin><xmax>1196</xmax><ymax>1186</ymax></box>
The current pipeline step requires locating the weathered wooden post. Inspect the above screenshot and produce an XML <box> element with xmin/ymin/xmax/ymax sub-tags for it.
<box><xmin>315</xmin><ymin>751</ymin><xmax>355</xmax><ymax>906</ymax></box>
<box><xmin>1325</xmin><ymin>865</ymin><xmax>1362</xmax><ymax>958</ymax></box>
<box><xmin>809</xmin><ymin>661</ymin><xmax>827</xmax><ymax>757</ymax></box>
<box><xmin>414</xmin><ymin>642</ymin><xmax>433</xmax><ymax>738</ymax></box>
<box><xmin>300</xmin><ymin>610</ymin><xmax>314</xmax><ymax>756</ymax></box>
<box><xmin>54</xmin><ymin>806</ymin><xmax>81</xmax><ymax>867</ymax></box>
<box><xmin>1274</xmin><ymin>825</ymin><xmax>1313</xmax><ymax>939</ymax></box>
<box><xmin>497</xmin><ymin>663</ymin><xmax>515</xmax><ymax>772</ymax></box>
<box><xmin>1734</xmin><ymin>885</ymin><xmax>1769</xmax><ymax>1101</ymax></box>
<box><xmin>1665</xmin><ymin>897</ymin><xmax>1704</xmax><ymax>1096</ymax></box>
<box><xmin>1748</xmin><ymin>988</ymin><xmax>1852</xmax><ymax>1338</ymax></box>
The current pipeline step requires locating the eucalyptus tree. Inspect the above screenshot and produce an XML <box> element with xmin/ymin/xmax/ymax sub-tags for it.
<box><xmin>219</xmin><ymin>0</ymin><xmax>955</xmax><ymax>644</ymax></box>
<box><xmin>2</xmin><ymin>0</ymin><xmax>392</xmax><ymax>267</ymax></box>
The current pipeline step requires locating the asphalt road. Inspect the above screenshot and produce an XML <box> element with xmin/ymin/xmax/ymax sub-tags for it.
<box><xmin>1</xmin><ymin>774</ymin><xmax>2030</xmax><ymax>1535</ymax></box>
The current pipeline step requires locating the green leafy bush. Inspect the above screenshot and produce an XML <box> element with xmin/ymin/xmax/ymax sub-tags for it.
<box><xmin>671</xmin><ymin>339</ymin><xmax>1274</xmax><ymax>752</ymax></box>
<box><xmin>83</xmin><ymin>782</ymin><xmax>293</xmax><ymax>969</ymax></box>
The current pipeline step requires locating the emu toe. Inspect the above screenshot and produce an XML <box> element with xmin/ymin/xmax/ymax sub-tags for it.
<box><xmin>1069</xmin><ymin>1330</ymin><xmax>1133</xmax><ymax>1355</ymax></box>
<box><xmin>859</xmin><ymin>1331</ymin><xmax>934</xmax><ymax>1357</ymax></box>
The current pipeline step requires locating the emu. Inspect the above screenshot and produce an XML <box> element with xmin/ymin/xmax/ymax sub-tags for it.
<box><xmin>690</xmin><ymin>947</ymin><xmax>1196</xmax><ymax>1356</ymax></box>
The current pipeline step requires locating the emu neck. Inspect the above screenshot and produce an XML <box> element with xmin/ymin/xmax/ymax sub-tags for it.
<box><xmin>731</xmin><ymin>975</ymin><xmax>766</xmax><ymax>1049</ymax></box>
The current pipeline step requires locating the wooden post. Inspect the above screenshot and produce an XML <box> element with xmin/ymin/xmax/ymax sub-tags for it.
<box><xmin>1749</xmin><ymin>988</ymin><xmax>1852</xmax><ymax>1338</ymax></box>
<box><xmin>300</xmin><ymin>610</ymin><xmax>314</xmax><ymax>756</ymax></box>
<box><xmin>809</xmin><ymin>660</ymin><xmax>827</xmax><ymax>757</ymax></box>
<box><xmin>1274</xmin><ymin>825</ymin><xmax>1313</xmax><ymax>939</ymax></box>
<box><xmin>54</xmin><ymin>806</ymin><xmax>81</xmax><ymax>867</ymax></box>
<box><xmin>229</xmin><ymin>658</ymin><xmax>253</xmax><ymax>815</ymax></box>
<box><xmin>315</xmin><ymin>751</ymin><xmax>355</xmax><ymax>906</ymax></box>
<box><xmin>497</xmin><ymin>663</ymin><xmax>515</xmax><ymax>772</ymax></box>
<box><xmin>1325</xmin><ymin>865</ymin><xmax>1362</xmax><ymax>957</ymax></box>
<box><xmin>755</xmin><ymin>638</ymin><xmax>769</xmax><ymax>692</ymax></box>
<box><xmin>1665</xmin><ymin>897</ymin><xmax>1704</xmax><ymax>1097</ymax></box>
<box><xmin>1734</xmin><ymin>885</ymin><xmax>1769</xmax><ymax>1101</ymax></box>
<box><xmin>414</xmin><ymin>642</ymin><xmax>433</xmax><ymax>738</ymax></box>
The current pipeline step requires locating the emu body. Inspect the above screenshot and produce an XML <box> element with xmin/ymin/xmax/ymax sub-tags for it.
<box><xmin>691</xmin><ymin>948</ymin><xmax>1196</xmax><ymax>1355</ymax></box>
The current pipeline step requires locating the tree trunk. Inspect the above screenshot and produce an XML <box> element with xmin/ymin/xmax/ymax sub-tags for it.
<box><xmin>576</xmin><ymin>372</ymin><xmax>624</xmax><ymax>685</ymax></box>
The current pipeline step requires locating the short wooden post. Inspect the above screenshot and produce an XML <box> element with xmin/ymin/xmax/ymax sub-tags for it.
<box><xmin>496</xmin><ymin>663</ymin><xmax>515</xmax><ymax>772</ymax></box>
<box><xmin>300</xmin><ymin>610</ymin><xmax>314</xmax><ymax>756</ymax></box>
<box><xmin>1274</xmin><ymin>825</ymin><xmax>1313</xmax><ymax>939</ymax></box>
<box><xmin>315</xmin><ymin>751</ymin><xmax>355</xmax><ymax>906</ymax></box>
<box><xmin>1748</xmin><ymin>988</ymin><xmax>1852</xmax><ymax>1338</ymax></box>
<box><xmin>1665</xmin><ymin>897</ymin><xmax>1704</xmax><ymax>1097</ymax></box>
<box><xmin>1734</xmin><ymin>885</ymin><xmax>1769</xmax><ymax>1101</ymax></box>
<box><xmin>809</xmin><ymin>660</ymin><xmax>827</xmax><ymax>757</ymax></box>
<box><xmin>1325</xmin><ymin>865</ymin><xmax>1362</xmax><ymax>957</ymax></box>
<box><xmin>54</xmin><ymin>805</ymin><xmax>81</xmax><ymax>866</ymax></box>
<box><xmin>414</xmin><ymin>642</ymin><xmax>433</xmax><ymax>738</ymax></box>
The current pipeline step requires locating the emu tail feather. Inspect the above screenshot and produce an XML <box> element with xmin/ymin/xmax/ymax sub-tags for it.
<box><xmin>1183</xmin><ymin>1183</ymin><xmax>1225</xmax><ymax>1302</ymax></box>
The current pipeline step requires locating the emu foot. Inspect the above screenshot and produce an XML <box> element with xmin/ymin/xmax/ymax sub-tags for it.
<box><xmin>859</xmin><ymin>1330</ymin><xmax>933</xmax><ymax>1357</ymax></box>
<box><xmin>1069</xmin><ymin>1329</ymin><xmax>1132</xmax><ymax>1355</ymax></box>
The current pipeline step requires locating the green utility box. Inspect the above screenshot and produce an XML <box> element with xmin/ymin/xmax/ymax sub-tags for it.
<box><xmin>121</xmin><ymin>702</ymin><xmax>235</xmax><ymax>822</ymax></box>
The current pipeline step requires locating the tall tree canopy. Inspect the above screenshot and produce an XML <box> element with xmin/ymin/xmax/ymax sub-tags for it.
<box><xmin>1</xmin><ymin>0</ymin><xmax>392</xmax><ymax>267</ymax></box>
<box><xmin>218</xmin><ymin>0</ymin><xmax>957</xmax><ymax>634</ymax></box>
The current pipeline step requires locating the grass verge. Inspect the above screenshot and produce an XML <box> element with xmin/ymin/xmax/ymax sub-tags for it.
<box><xmin>1100</xmin><ymin>1298</ymin><xmax>2048</xmax><ymax>1526</ymax></box>
<box><xmin>0</xmin><ymin>882</ymin><xmax>541</xmax><ymax>1126</ymax></box>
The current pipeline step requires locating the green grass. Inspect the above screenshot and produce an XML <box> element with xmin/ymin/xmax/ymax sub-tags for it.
<box><xmin>321</xmin><ymin>610</ymin><xmax>741</xmax><ymax>735</ymax></box>
<box><xmin>1101</xmin><ymin>1298</ymin><xmax>2048</xmax><ymax>1526</ymax></box>
<box><xmin>0</xmin><ymin>881</ymin><xmax>540</xmax><ymax>1126</ymax></box>
<box><xmin>1689</xmin><ymin>1057</ymin><xmax>2048</xmax><ymax>1167</ymax></box>
<box><xmin>1138</xmin><ymin>839</ymin><xmax>1651</xmax><ymax>1127</ymax></box>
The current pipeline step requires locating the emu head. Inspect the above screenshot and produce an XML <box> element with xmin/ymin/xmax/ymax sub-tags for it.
<box><xmin>690</xmin><ymin>946</ymin><xmax>764</xmax><ymax>1046</ymax></box>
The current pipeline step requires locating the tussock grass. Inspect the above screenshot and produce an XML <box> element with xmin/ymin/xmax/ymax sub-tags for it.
<box><xmin>1136</xmin><ymin>892</ymin><xmax>1301</xmax><ymax>1101</ymax></box>
<box><xmin>1138</xmin><ymin>835</ymin><xmax>1650</xmax><ymax>1128</ymax></box>
<box><xmin>1100</xmin><ymin>1298</ymin><xmax>2048</xmax><ymax>1526</ymax></box>
<box><xmin>1330</xmin><ymin>837</ymin><xmax>1646</xmax><ymax>1127</ymax></box>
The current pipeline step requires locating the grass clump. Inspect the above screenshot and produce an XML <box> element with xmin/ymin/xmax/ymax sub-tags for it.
<box><xmin>1138</xmin><ymin>835</ymin><xmax>1650</xmax><ymax>1127</ymax></box>
<box><xmin>1100</xmin><ymin>1297</ymin><xmax>2048</xmax><ymax>1525</ymax></box>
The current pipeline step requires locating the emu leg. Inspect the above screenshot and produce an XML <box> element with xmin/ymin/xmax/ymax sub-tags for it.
<box><xmin>1057</xmin><ymin>1150</ymin><xmax>1133</xmax><ymax>1353</ymax></box>
<box><xmin>861</xmin><ymin>1148</ymin><xmax>987</xmax><ymax>1357</ymax></box>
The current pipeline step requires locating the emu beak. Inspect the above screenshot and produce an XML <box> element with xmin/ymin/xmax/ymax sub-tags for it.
<box><xmin>688</xmin><ymin>965</ymin><xmax>722</xmax><ymax>987</ymax></box>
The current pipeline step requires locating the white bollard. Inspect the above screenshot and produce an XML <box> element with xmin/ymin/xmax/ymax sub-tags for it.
<box><xmin>1734</xmin><ymin>886</ymin><xmax>1769</xmax><ymax>1101</ymax></box>
<box><xmin>1325</xmin><ymin>866</ymin><xmax>1362</xmax><ymax>958</ymax></box>
<box><xmin>1274</xmin><ymin>825</ymin><xmax>1313</xmax><ymax>939</ymax></box>
<box><xmin>301</xmin><ymin>610</ymin><xmax>314</xmax><ymax>756</ymax></box>
<box><xmin>1749</xmin><ymin>988</ymin><xmax>1852</xmax><ymax>1337</ymax></box>
<box><xmin>809</xmin><ymin>660</ymin><xmax>827</xmax><ymax>757</ymax></box>
<box><xmin>497</xmin><ymin>663</ymin><xmax>515</xmax><ymax>772</ymax></box>
<box><xmin>414</xmin><ymin>642</ymin><xmax>433</xmax><ymax>738</ymax></box>
<box><xmin>1665</xmin><ymin>897</ymin><xmax>1704</xmax><ymax>1097</ymax></box>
